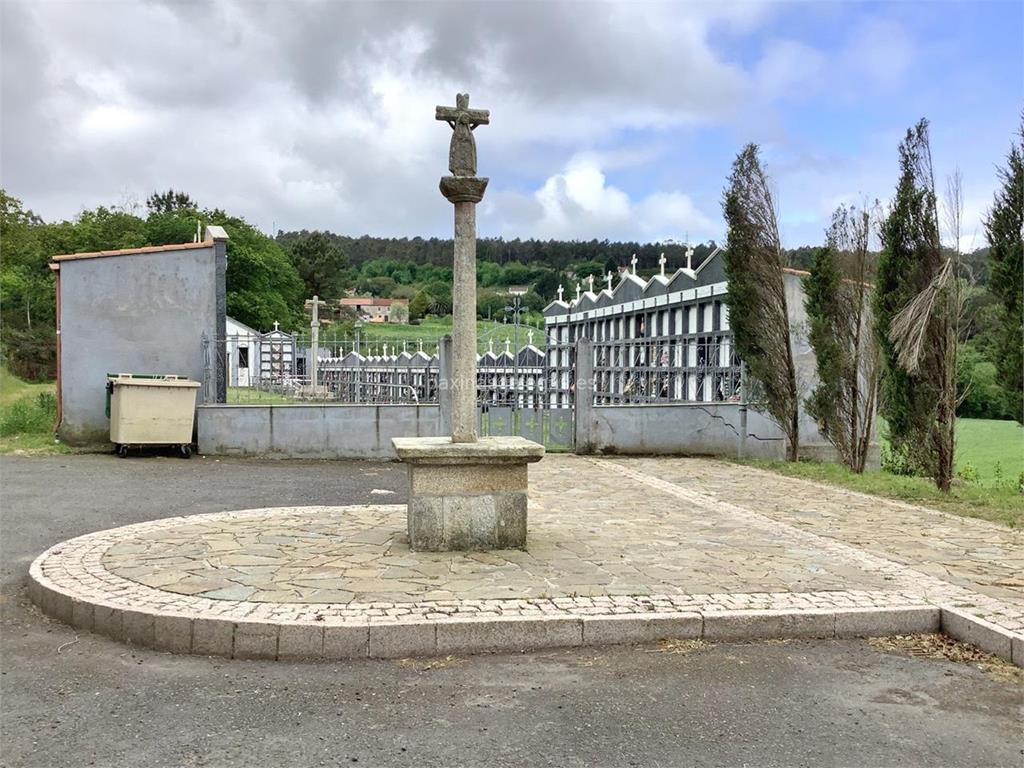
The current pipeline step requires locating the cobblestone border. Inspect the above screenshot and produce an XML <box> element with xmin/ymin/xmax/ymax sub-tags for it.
<box><xmin>27</xmin><ymin>506</ymin><xmax>1023</xmax><ymax>666</ymax></box>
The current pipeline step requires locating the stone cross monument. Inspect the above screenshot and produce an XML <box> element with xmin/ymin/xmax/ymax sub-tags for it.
<box><xmin>392</xmin><ymin>93</ymin><xmax>544</xmax><ymax>552</ymax></box>
<box><xmin>435</xmin><ymin>93</ymin><xmax>490</xmax><ymax>442</ymax></box>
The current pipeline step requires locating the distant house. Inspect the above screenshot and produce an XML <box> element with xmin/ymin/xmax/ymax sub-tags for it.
<box><xmin>338</xmin><ymin>297</ymin><xmax>409</xmax><ymax>323</ymax></box>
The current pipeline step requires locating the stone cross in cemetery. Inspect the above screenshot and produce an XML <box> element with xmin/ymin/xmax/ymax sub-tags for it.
<box><xmin>659</xmin><ymin>252</ymin><xmax>667</xmax><ymax>277</ymax></box>
<box><xmin>586</xmin><ymin>274</ymin><xmax>595</xmax><ymax>293</ymax></box>
<box><xmin>605</xmin><ymin>271</ymin><xmax>614</xmax><ymax>291</ymax></box>
<box><xmin>631</xmin><ymin>253</ymin><xmax>639</xmax><ymax>274</ymax></box>
<box><xmin>304</xmin><ymin>295</ymin><xmax>326</xmax><ymax>388</ymax></box>
<box><xmin>392</xmin><ymin>92</ymin><xmax>544</xmax><ymax>552</ymax></box>
<box><xmin>557</xmin><ymin>284</ymin><xmax>565</xmax><ymax>302</ymax></box>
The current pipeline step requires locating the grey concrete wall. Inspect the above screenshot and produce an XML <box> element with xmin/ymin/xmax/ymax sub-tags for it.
<box><xmin>581</xmin><ymin>402</ymin><xmax>879</xmax><ymax>465</ymax></box>
<box><xmin>57</xmin><ymin>246</ymin><xmax>218</xmax><ymax>444</ymax></box>
<box><xmin>582</xmin><ymin>403</ymin><xmax>789</xmax><ymax>458</ymax></box>
<box><xmin>196</xmin><ymin>404</ymin><xmax>442</xmax><ymax>459</ymax></box>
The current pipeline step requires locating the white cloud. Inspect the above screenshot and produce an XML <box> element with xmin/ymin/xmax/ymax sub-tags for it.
<box><xmin>487</xmin><ymin>153</ymin><xmax>716</xmax><ymax>241</ymax></box>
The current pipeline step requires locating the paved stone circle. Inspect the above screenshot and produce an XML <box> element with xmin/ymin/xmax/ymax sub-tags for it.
<box><xmin>28</xmin><ymin>455</ymin><xmax>1024</xmax><ymax>665</ymax></box>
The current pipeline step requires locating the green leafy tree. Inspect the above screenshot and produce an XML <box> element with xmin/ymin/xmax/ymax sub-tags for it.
<box><xmin>0</xmin><ymin>191</ymin><xmax>55</xmax><ymax>378</ymax></box>
<box><xmin>146</xmin><ymin>189</ymin><xmax>197</xmax><ymax>214</ymax></box>
<box><xmin>957</xmin><ymin>344</ymin><xmax>1012</xmax><ymax>419</ymax></box>
<box><xmin>804</xmin><ymin>205</ymin><xmax>881</xmax><ymax>472</ymax></box>
<box><xmin>409</xmin><ymin>290</ymin><xmax>432</xmax><ymax>321</ymax></box>
<box><xmin>722</xmin><ymin>144</ymin><xmax>800</xmax><ymax>460</ymax></box>
<box><xmin>208</xmin><ymin>211</ymin><xmax>304</xmax><ymax>332</ymax></box>
<box><xmin>357</xmin><ymin>275</ymin><xmax>397</xmax><ymax>297</ymax></box>
<box><xmin>145</xmin><ymin>211</ymin><xmax>200</xmax><ymax>246</ymax></box>
<box><xmin>984</xmin><ymin>122</ymin><xmax>1023</xmax><ymax>421</ymax></box>
<box><xmin>287</xmin><ymin>231</ymin><xmax>348</xmax><ymax>300</ymax></box>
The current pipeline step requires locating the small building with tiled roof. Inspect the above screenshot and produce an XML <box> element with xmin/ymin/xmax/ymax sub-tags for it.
<box><xmin>49</xmin><ymin>227</ymin><xmax>228</xmax><ymax>444</ymax></box>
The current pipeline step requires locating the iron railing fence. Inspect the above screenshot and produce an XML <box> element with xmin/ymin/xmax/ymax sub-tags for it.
<box><xmin>202</xmin><ymin>331</ymin><xmax>745</xmax><ymax>408</ymax></box>
<box><xmin>589</xmin><ymin>334</ymin><xmax>742</xmax><ymax>405</ymax></box>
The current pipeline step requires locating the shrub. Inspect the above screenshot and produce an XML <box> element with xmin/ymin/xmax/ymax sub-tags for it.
<box><xmin>0</xmin><ymin>392</ymin><xmax>56</xmax><ymax>437</ymax></box>
<box><xmin>880</xmin><ymin>441</ymin><xmax>918</xmax><ymax>477</ymax></box>
<box><xmin>955</xmin><ymin>463</ymin><xmax>979</xmax><ymax>485</ymax></box>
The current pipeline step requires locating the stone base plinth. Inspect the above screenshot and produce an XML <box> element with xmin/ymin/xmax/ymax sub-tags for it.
<box><xmin>392</xmin><ymin>436</ymin><xmax>544</xmax><ymax>551</ymax></box>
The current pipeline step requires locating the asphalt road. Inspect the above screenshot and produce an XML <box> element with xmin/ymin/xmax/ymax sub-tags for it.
<box><xmin>2</xmin><ymin>454</ymin><xmax>1021</xmax><ymax>768</ymax></box>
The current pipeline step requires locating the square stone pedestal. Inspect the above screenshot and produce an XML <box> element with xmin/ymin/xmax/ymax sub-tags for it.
<box><xmin>392</xmin><ymin>436</ymin><xmax>545</xmax><ymax>551</ymax></box>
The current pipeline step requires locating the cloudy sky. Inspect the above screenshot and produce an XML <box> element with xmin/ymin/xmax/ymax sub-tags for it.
<box><xmin>2</xmin><ymin>0</ymin><xmax>1020</xmax><ymax>248</ymax></box>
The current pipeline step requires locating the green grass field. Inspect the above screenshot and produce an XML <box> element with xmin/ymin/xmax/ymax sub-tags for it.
<box><xmin>954</xmin><ymin>418</ymin><xmax>1024</xmax><ymax>488</ymax></box>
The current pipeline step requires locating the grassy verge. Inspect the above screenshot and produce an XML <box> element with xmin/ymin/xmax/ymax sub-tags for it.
<box><xmin>742</xmin><ymin>417</ymin><xmax>1023</xmax><ymax>527</ymax></box>
<box><xmin>0</xmin><ymin>367</ymin><xmax>70</xmax><ymax>455</ymax></box>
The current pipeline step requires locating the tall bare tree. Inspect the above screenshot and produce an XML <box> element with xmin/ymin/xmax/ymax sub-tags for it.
<box><xmin>722</xmin><ymin>144</ymin><xmax>800</xmax><ymax>460</ymax></box>
<box><xmin>805</xmin><ymin>204</ymin><xmax>882</xmax><ymax>472</ymax></box>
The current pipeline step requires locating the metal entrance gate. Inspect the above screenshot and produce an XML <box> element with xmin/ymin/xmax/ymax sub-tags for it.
<box><xmin>478</xmin><ymin>406</ymin><xmax>574</xmax><ymax>451</ymax></box>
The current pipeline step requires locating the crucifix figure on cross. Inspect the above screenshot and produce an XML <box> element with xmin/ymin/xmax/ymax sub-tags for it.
<box><xmin>658</xmin><ymin>252</ymin><xmax>667</xmax><ymax>277</ymax></box>
<box><xmin>435</xmin><ymin>93</ymin><xmax>490</xmax><ymax>177</ymax></box>
<box><xmin>630</xmin><ymin>253</ymin><xmax>638</xmax><ymax>274</ymax></box>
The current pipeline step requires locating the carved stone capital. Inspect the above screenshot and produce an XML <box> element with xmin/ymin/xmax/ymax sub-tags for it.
<box><xmin>439</xmin><ymin>176</ymin><xmax>489</xmax><ymax>204</ymax></box>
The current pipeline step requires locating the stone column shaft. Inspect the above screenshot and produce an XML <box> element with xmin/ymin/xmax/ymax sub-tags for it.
<box><xmin>451</xmin><ymin>200</ymin><xmax>477</xmax><ymax>443</ymax></box>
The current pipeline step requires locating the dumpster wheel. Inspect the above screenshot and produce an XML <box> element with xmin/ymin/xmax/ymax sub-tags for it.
<box><xmin>179</xmin><ymin>444</ymin><xmax>192</xmax><ymax>459</ymax></box>
<box><xmin>116</xmin><ymin>444</ymin><xmax>129</xmax><ymax>459</ymax></box>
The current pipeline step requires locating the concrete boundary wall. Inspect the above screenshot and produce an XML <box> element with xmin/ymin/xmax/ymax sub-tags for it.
<box><xmin>582</xmin><ymin>402</ymin><xmax>788</xmax><ymax>459</ymax></box>
<box><xmin>578</xmin><ymin>402</ymin><xmax>858</xmax><ymax>463</ymax></box>
<box><xmin>196</xmin><ymin>404</ymin><xmax>441</xmax><ymax>459</ymax></box>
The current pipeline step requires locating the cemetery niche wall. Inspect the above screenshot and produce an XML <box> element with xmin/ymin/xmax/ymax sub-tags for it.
<box><xmin>545</xmin><ymin>247</ymin><xmax>874</xmax><ymax>463</ymax></box>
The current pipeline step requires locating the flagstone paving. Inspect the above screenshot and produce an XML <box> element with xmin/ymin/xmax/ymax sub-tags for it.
<box><xmin>98</xmin><ymin>461</ymin><xmax>897</xmax><ymax>605</ymax></box>
<box><xmin>613</xmin><ymin>457</ymin><xmax>1024</xmax><ymax>609</ymax></box>
<box><xmin>32</xmin><ymin>455</ymin><xmax>1024</xmax><ymax>648</ymax></box>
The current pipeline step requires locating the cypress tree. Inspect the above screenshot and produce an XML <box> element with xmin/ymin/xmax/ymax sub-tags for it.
<box><xmin>984</xmin><ymin>123</ymin><xmax>1023</xmax><ymax>422</ymax></box>
<box><xmin>875</xmin><ymin>119</ymin><xmax>956</xmax><ymax>489</ymax></box>
<box><xmin>722</xmin><ymin>144</ymin><xmax>800</xmax><ymax>460</ymax></box>
<box><xmin>805</xmin><ymin>205</ymin><xmax>881</xmax><ymax>472</ymax></box>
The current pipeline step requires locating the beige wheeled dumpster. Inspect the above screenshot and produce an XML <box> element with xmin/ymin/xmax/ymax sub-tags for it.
<box><xmin>106</xmin><ymin>374</ymin><xmax>201</xmax><ymax>458</ymax></box>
